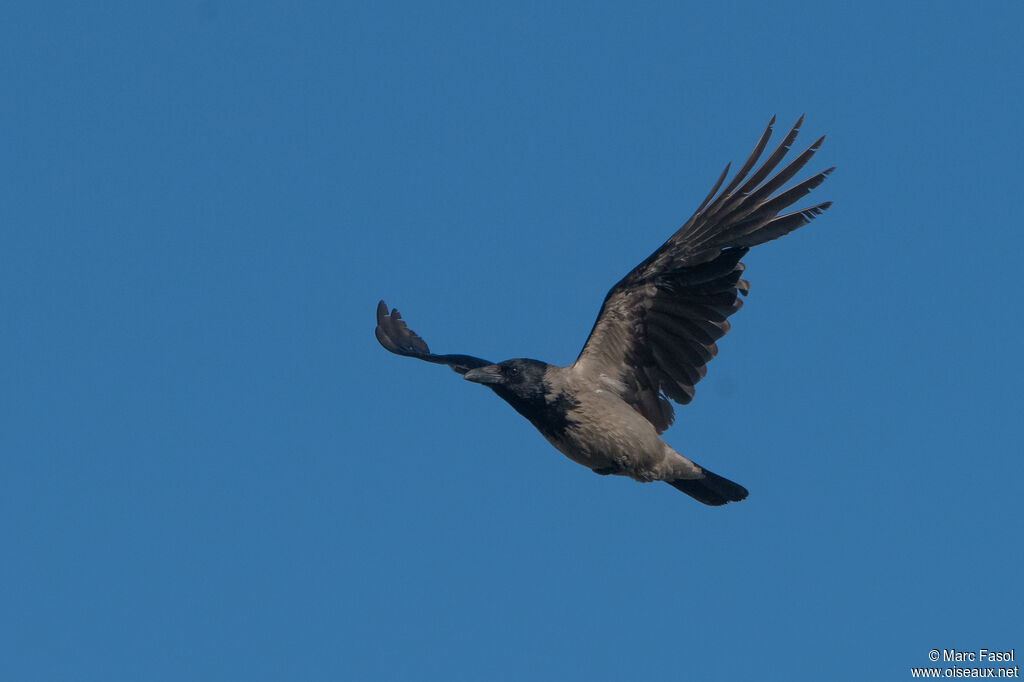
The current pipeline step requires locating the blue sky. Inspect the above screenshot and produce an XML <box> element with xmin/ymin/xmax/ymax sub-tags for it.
<box><xmin>2</xmin><ymin>2</ymin><xmax>1022</xmax><ymax>680</ymax></box>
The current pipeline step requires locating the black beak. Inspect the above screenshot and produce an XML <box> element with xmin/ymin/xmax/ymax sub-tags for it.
<box><xmin>463</xmin><ymin>365</ymin><xmax>503</xmax><ymax>385</ymax></box>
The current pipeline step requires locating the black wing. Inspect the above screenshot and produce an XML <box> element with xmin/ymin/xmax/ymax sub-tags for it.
<box><xmin>572</xmin><ymin>116</ymin><xmax>833</xmax><ymax>433</ymax></box>
<box><xmin>375</xmin><ymin>300</ymin><xmax>492</xmax><ymax>374</ymax></box>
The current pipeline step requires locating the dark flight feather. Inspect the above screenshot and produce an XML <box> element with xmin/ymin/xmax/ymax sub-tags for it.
<box><xmin>374</xmin><ymin>301</ymin><xmax>492</xmax><ymax>375</ymax></box>
<box><xmin>572</xmin><ymin>116</ymin><xmax>831</xmax><ymax>432</ymax></box>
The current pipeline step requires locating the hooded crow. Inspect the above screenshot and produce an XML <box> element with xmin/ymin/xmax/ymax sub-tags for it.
<box><xmin>375</xmin><ymin>116</ymin><xmax>832</xmax><ymax>505</ymax></box>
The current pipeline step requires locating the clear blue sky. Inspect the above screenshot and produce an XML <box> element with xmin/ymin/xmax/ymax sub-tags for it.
<box><xmin>2</xmin><ymin>2</ymin><xmax>1021</xmax><ymax>680</ymax></box>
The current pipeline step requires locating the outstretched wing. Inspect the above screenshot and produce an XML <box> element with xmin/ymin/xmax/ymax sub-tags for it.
<box><xmin>572</xmin><ymin>116</ymin><xmax>833</xmax><ymax>433</ymax></box>
<box><xmin>375</xmin><ymin>300</ymin><xmax>493</xmax><ymax>374</ymax></box>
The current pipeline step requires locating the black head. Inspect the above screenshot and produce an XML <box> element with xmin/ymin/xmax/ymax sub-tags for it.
<box><xmin>464</xmin><ymin>358</ymin><xmax>575</xmax><ymax>438</ymax></box>
<box><xmin>463</xmin><ymin>358</ymin><xmax>550</xmax><ymax>403</ymax></box>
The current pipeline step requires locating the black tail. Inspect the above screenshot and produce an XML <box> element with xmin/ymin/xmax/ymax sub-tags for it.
<box><xmin>668</xmin><ymin>468</ymin><xmax>748</xmax><ymax>506</ymax></box>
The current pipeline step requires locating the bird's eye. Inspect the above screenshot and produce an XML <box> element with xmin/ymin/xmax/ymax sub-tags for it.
<box><xmin>505</xmin><ymin>365</ymin><xmax>519</xmax><ymax>377</ymax></box>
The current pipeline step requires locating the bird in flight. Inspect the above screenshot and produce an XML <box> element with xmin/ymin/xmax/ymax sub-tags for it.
<box><xmin>375</xmin><ymin>116</ymin><xmax>832</xmax><ymax>505</ymax></box>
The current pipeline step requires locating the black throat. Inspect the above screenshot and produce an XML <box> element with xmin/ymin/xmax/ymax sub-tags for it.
<box><xmin>493</xmin><ymin>386</ymin><xmax>578</xmax><ymax>441</ymax></box>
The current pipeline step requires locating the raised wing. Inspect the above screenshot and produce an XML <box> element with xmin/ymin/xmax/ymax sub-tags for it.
<box><xmin>375</xmin><ymin>300</ymin><xmax>493</xmax><ymax>374</ymax></box>
<box><xmin>572</xmin><ymin>116</ymin><xmax>833</xmax><ymax>433</ymax></box>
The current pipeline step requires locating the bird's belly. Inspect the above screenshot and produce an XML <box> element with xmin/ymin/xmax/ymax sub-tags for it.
<box><xmin>544</xmin><ymin>411</ymin><xmax>670</xmax><ymax>482</ymax></box>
